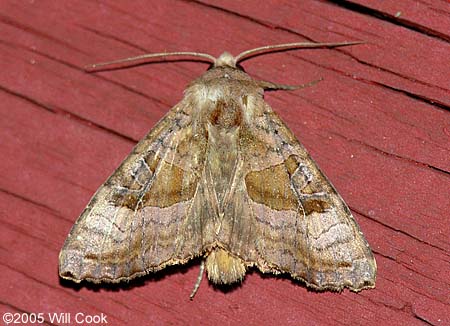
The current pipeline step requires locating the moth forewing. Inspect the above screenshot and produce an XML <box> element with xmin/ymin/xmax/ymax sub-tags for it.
<box><xmin>59</xmin><ymin>41</ymin><xmax>376</xmax><ymax>297</ymax></box>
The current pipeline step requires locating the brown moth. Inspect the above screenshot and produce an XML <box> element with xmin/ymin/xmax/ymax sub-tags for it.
<box><xmin>59</xmin><ymin>42</ymin><xmax>376</xmax><ymax>298</ymax></box>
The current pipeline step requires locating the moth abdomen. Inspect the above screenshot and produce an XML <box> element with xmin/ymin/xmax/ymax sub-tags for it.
<box><xmin>205</xmin><ymin>248</ymin><xmax>246</xmax><ymax>284</ymax></box>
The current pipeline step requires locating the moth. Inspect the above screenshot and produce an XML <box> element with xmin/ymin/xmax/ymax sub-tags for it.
<box><xmin>59</xmin><ymin>41</ymin><xmax>376</xmax><ymax>298</ymax></box>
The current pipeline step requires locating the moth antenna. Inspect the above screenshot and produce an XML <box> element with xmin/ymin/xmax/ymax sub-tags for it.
<box><xmin>235</xmin><ymin>41</ymin><xmax>364</xmax><ymax>63</ymax></box>
<box><xmin>85</xmin><ymin>51</ymin><xmax>216</xmax><ymax>71</ymax></box>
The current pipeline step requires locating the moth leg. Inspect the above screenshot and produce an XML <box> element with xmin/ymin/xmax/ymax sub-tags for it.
<box><xmin>190</xmin><ymin>260</ymin><xmax>205</xmax><ymax>300</ymax></box>
<box><xmin>257</xmin><ymin>78</ymin><xmax>323</xmax><ymax>91</ymax></box>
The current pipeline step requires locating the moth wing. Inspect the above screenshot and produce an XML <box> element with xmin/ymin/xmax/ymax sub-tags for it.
<box><xmin>59</xmin><ymin>99</ymin><xmax>209</xmax><ymax>283</ymax></box>
<box><xmin>240</xmin><ymin>100</ymin><xmax>376</xmax><ymax>291</ymax></box>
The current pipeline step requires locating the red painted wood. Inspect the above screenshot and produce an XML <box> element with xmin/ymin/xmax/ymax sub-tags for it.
<box><xmin>350</xmin><ymin>0</ymin><xmax>450</xmax><ymax>40</ymax></box>
<box><xmin>1</xmin><ymin>1</ymin><xmax>449</xmax><ymax>325</ymax></box>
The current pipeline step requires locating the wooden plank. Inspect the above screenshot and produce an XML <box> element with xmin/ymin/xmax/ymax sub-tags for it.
<box><xmin>342</xmin><ymin>0</ymin><xmax>450</xmax><ymax>40</ymax></box>
<box><xmin>0</xmin><ymin>1</ymin><xmax>448</xmax><ymax>325</ymax></box>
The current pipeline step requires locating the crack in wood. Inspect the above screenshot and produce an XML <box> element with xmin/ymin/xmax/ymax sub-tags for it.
<box><xmin>352</xmin><ymin>206</ymin><xmax>447</xmax><ymax>253</ymax></box>
<box><xmin>325</xmin><ymin>0</ymin><xmax>450</xmax><ymax>42</ymax></box>
<box><xmin>330</xmin><ymin>130</ymin><xmax>450</xmax><ymax>176</ymax></box>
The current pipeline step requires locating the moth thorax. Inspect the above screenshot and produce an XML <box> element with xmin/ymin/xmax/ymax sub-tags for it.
<box><xmin>208</xmin><ymin>99</ymin><xmax>242</xmax><ymax>129</ymax></box>
<box><xmin>205</xmin><ymin>248</ymin><xmax>246</xmax><ymax>284</ymax></box>
<box><xmin>214</xmin><ymin>52</ymin><xmax>236</xmax><ymax>68</ymax></box>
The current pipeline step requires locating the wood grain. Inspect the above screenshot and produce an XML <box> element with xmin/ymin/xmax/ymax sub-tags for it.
<box><xmin>0</xmin><ymin>1</ymin><xmax>448</xmax><ymax>325</ymax></box>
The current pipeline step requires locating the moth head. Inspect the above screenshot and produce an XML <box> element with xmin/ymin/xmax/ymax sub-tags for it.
<box><xmin>214</xmin><ymin>52</ymin><xmax>237</xmax><ymax>68</ymax></box>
